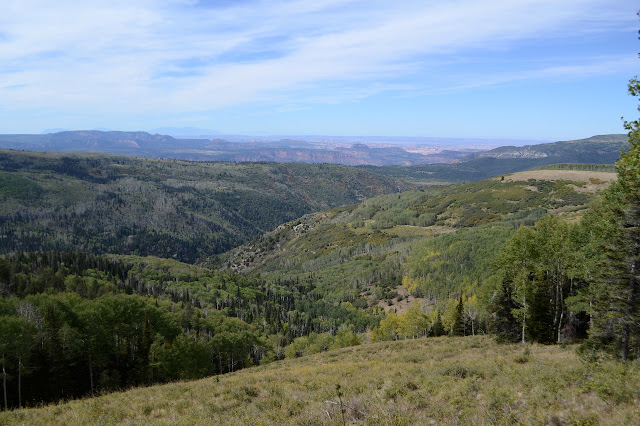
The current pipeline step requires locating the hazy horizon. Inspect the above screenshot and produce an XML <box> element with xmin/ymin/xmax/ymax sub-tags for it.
<box><xmin>31</xmin><ymin>127</ymin><xmax>551</xmax><ymax>147</ymax></box>
<box><xmin>1</xmin><ymin>1</ymin><xmax>637</xmax><ymax>140</ymax></box>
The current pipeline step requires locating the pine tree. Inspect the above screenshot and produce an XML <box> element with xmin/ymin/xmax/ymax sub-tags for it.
<box><xmin>493</xmin><ymin>226</ymin><xmax>537</xmax><ymax>342</ymax></box>
<box><xmin>431</xmin><ymin>311</ymin><xmax>445</xmax><ymax>337</ymax></box>
<box><xmin>527</xmin><ymin>270</ymin><xmax>555</xmax><ymax>344</ymax></box>
<box><xmin>452</xmin><ymin>294</ymin><xmax>466</xmax><ymax>336</ymax></box>
<box><xmin>490</xmin><ymin>279</ymin><xmax>522</xmax><ymax>343</ymax></box>
<box><xmin>588</xmin><ymin>40</ymin><xmax>640</xmax><ymax>360</ymax></box>
<box><xmin>595</xmin><ymin>77</ymin><xmax>640</xmax><ymax>360</ymax></box>
<box><xmin>614</xmin><ymin>74</ymin><xmax>640</xmax><ymax>360</ymax></box>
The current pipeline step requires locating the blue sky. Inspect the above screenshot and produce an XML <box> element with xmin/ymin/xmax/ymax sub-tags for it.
<box><xmin>0</xmin><ymin>0</ymin><xmax>638</xmax><ymax>141</ymax></box>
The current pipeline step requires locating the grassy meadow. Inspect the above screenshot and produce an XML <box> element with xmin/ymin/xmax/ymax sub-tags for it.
<box><xmin>2</xmin><ymin>335</ymin><xmax>639</xmax><ymax>425</ymax></box>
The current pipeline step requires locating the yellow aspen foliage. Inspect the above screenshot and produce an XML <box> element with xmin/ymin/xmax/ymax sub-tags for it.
<box><xmin>399</xmin><ymin>302</ymin><xmax>429</xmax><ymax>339</ymax></box>
<box><xmin>402</xmin><ymin>275</ymin><xmax>419</xmax><ymax>293</ymax></box>
<box><xmin>441</xmin><ymin>298</ymin><xmax>460</xmax><ymax>335</ymax></box>
<box><xmin>427</xmin><ymin>308</ymin><xmax>440</xmax><ymax>325</ymax></box>
<box><xmin>371</xmin><ymin>310</ymin><xmax>399</xmax><ymax>342</ymax></box>
<box><xmin>464</xmin><ymin>295</ymin><xmax>480</xmax><ymax>336</ymax></box>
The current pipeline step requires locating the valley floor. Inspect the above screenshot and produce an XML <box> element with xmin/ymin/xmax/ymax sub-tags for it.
<box><xmin>2</xmin><ymin>336</ymin><xmax>639</xmax><ymax>425</ymax></box>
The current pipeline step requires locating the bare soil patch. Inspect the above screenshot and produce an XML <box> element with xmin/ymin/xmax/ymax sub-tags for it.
<box><xmin>376</xmin><ymin>285</ymin><xmax>430</xmax><ymax>314</ymax></box>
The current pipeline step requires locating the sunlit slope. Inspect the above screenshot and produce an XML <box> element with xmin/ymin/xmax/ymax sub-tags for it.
<box><xmin>210</xmin><ymin>168</ymin><xmax>614</xmax><ymax>304</ymax></box>
<box><xmin>3</xmin><ymin>336</ymin><xmax>637</xmax><ymax>425</ymax></box>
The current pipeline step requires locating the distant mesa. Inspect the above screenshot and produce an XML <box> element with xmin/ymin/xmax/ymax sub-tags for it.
<box><xmin>41</xmin><ymin>128</ymin><xmax>71</xmax><ymax>134</ymax></box>
<box><xmin>351</xmin><ymin>143</ymin><xmax>370</xmax><ymax>150</ymax></box>
<box><xmin>0</xmin><ymin>130</ymin><xmax>629</xmax><ymax>168</ymax></box>
<box><xmin>150</xmin><ymin>127</ymin><xmax>223</xmax><ymax>137</ymax></box>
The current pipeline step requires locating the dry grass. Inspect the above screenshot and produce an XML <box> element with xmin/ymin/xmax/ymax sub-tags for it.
<box><xmin>2</xmin><ymin>336</ymin><xmax>639</xmax><ymax>425</ymax></box>
<box><xmin>379</xmin><ymin>225</ymin><xmax>436</xmax><ymax>238</ymax></box>
<box><xmin>499</xmin><ymin>170</ymin><xmax>616</xmax><ymax>193</ymax></box>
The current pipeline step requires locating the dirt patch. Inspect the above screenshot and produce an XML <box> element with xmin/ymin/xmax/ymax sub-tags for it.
<box><xmin>567</xmin><ymin>184</ymin><xmax>594</xmax><ymax>193</ymax></box>
<box><xmin>376</xmin><ymin>285</ymin><xmax>430</xmax><ymax>314</ymax></box>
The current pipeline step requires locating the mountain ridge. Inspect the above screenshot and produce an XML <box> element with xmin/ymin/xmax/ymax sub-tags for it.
<box><xmin>0</xmin><ymin>131</ymin><xmax>471</xmax><ymax>166</ymax></box>
<box><xmin>1</xmin><ymin>131</ymin><xmax>625</xmax><ymax>167</ymax></box>
<box><xmin>360</xmin><ymin>133</ymin><xmax>627</xmax><ymax>183</ymax></box>
<box><xmin>0</xmin><ymin>149</ymin><xmax>410</xmax><ymax>263</ymax></box>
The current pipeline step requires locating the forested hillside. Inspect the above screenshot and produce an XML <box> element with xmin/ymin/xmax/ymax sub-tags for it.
<box><xmin>0</xmin><ymin>250</ymin><xmax>378</xmax><ymax>408</ymax></box>
<box><xmin>203</xmin><ymin>151</ymin><xmax>640</xmax><ymax>360</ymax></box>
<box><xmin>209</xmin><ymin>168</ymin><xmax>614</xmax><ymax>308</ymax></box>
<box><xmin>0</xmin><ymin>150</ymin><xmax>408</xmax><ymax>263</ymax></box>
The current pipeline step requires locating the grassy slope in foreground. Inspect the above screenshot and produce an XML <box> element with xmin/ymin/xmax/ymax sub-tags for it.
<box><xmin>3</xmin><ymin>336</ymin><xmax>638</xmax><ymax>425</ymax></box>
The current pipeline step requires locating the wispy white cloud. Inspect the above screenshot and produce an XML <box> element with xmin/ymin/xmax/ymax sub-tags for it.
<box><xmin>423</xmin><ymin>55</ymin><xmax>640</xmax><ymax>94</ymax></box>
<box><xmin>0</xmin><ymin>0</ymin><xmax>636</xmax><ymax>130</ymax></box>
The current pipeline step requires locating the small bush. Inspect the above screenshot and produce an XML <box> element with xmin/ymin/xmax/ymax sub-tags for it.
<box><xmin>514</xmin><ymin>347</ymin><xmax>532</xmax><ymax>364</ymax></box>
<box><xmin>442</xmin><ymin>365</ymin><xmax>482</xmax><ymax>379</ymax></box>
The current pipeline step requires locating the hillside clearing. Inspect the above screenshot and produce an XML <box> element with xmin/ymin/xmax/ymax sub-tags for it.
<box><xmin>375</xmin><ymin>284</ymin><xmax>430</xmax><ymax>313</ymax></box>
<box><xmin>499</xmin><ymin>170</ymin><xmax>616</xmax><ymax>189</ymax></box>
<box><xmin>3</xmin><ymin>336</ymin><xmax>638</xmax><ymax>425</ymax></box>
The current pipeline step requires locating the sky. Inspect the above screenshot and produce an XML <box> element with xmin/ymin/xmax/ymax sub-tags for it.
<box><xmin>0</xmin><ymin>0</ymin><xmax>638</xmax><ymax>141</ymax></box>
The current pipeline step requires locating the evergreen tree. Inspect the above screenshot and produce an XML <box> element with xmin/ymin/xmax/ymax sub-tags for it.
<box><xmin>589</xmin><ymin>72</ymin><xmax>640</xmax><ymax>360</ymax></box>
<box><xmin>430</xmin><ymin>311</ymin><xmax>445</xmax><ymax>337</ymax></box>
<box><xmin>527</xmin><ymin>270</ymin><xmax>555</xmax><ymax>343</ymax></box>
<box><xmin>493</xmin><ymin>226</ymin><xmax>537</xmax><ymax>342</ymax></box>
<box><xmin>569</xmin><ymin>20</ymin><xmax>640</xmax><ymax>359</ymax></box>
<box><xmin>490</xmin><ymin>279</ymin><xmax>522</xmax><ymax>343</ymax></box>
<box><xmin>615</xmin><ymin>73</ymin><xmax>640</xmax><ymax>360</ymax></box>
<box><xmin>0</xmin><ymin>316</ymin><xmax>37</xmax><ymax>409</ymax></box>
<box><xmin>452</xmin><ymin>294</ymin><xmax>466</xmax><ymax>336</ymax></box>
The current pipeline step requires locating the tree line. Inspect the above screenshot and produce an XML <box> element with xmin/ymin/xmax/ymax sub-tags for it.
<box><xmin>0</xmin><ymin>250</ymin><xmax>386</xmax><ymax>409</ymax></box>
